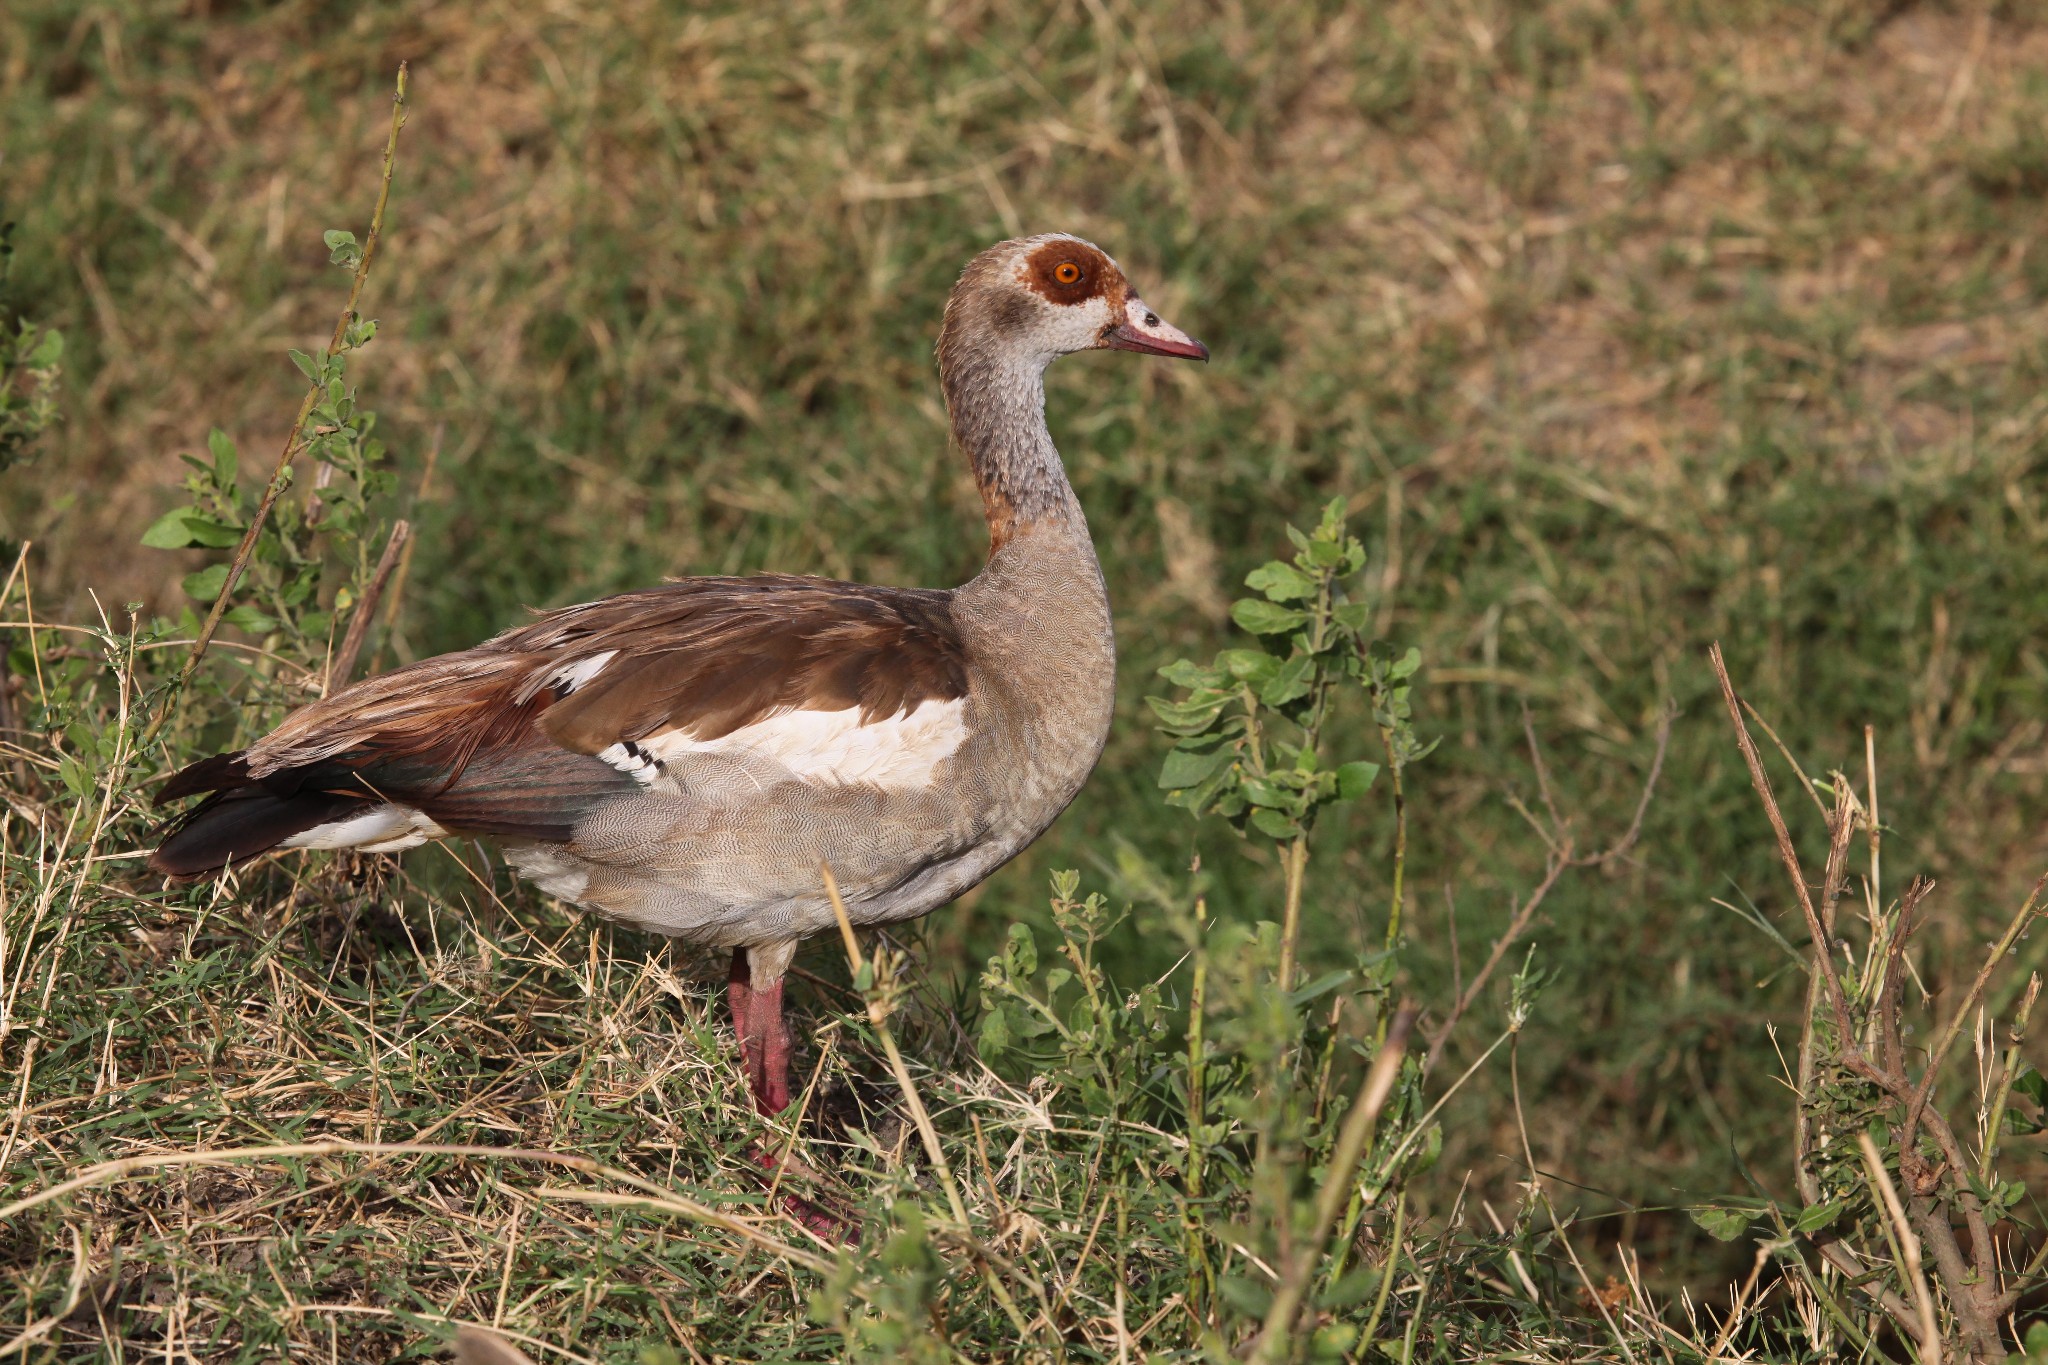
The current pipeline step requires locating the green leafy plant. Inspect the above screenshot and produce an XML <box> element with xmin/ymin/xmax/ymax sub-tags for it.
<box><xmin>1150</xmin><ymin>497</ymin><xmax>1433</xmax><ymax>987</ymax></box>
<box><xmin>1697</xmin><ymin>646</ymin><xmax>2048</xmax><ymax>1364</ymax></box>
<box><xmin>139</xmin><ymin>68</ymin><xmax>410</xmax><ymax>720</ymax></box>
<box><xmin>0</xmin><ymin>219</ymin><xmax>63</xmax><ymax>474</ymax></box>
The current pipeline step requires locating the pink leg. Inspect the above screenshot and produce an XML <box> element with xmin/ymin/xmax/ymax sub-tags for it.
<box><xmin>728</xmin><ymin>948</ymin><xmax>794</xmax><ymax>1116</ymax></box>
<box><xmin>726</xmin><ymin>947</ymin><xmax>852</xmax><ymax>1243</ymax></box>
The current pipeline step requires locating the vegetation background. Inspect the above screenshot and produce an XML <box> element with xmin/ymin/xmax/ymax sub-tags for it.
<box><xmin>2</xmin><ymin>0</ymin><xmax>2047</xmax><ymax>1359</ymax></box>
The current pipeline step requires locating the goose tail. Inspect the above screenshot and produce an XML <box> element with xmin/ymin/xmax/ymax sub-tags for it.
<box><xmin>147</xmin><ymin>752</ymin><xmax>364</xmax><ymax>878</ymax></box>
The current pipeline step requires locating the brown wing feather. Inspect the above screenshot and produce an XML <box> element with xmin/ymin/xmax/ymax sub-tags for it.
<box><xmin>531</xmin><ymin>579</ymin><xmax>969</xmax><ymax>753</ymax></box>
<box><xmin>237</xmin><ymin>575</ymin><xmax>969</xmax><ymax>785</ymax></box>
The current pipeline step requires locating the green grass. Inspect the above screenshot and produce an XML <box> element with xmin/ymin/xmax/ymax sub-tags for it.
<box><xmin>3</xmin><ymin>0</ymin><xmax>2048</xmax><ymax>1358</ymax></box>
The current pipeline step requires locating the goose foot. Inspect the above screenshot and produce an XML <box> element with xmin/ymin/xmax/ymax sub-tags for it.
<box><xmin>744</xmin><ymin>1143</ymin><xmax>858</xmax><ymax>1245</ymax></box>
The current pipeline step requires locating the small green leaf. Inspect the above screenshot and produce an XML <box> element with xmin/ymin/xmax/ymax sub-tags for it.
<box><xmin>1300</xmin><ymin>535</ymin><xmax>1346</xmax><ymax>569</ymax></box>
<box><xmin>221</xmin><ymin>605</ymin><xmax>276</xmax><ymax>634</ymax></box>
<box><xmin>1146</xmin><ymin>694</ymin><xmax>1228</xmax><ymax>733</ymax></box>
<box><xmin>140</xmin><ymin>507</ymin><xmax>241</xmax><ymax>550</ymax></box>
<box><xmin>1390</xmin><ymin>646</ymin><xmax>1422</xmax><ymax>680</ymax></box>
<box><xmin>2012</xmin><ymin>1063</ymin><xmax>2046</xmax><ymax>1107</ymax></box>
<box><xmin>1231</xmin><ymin>599</ymin><xmax>1308</xmax><ymax>636</ymax></box>
<box><xmin>1288</xmin><ymin>970</ymin><xmax>1352</xmax><ymax>1009</ymax></box>
<box><xmin>1166</xmin><ymin>766</ymin><xmax>1238</xmax><ymax>816</ymax></box>
<box><xmin>1260</xmin><ymin>653</ymin><xmax>1314</xmax><ymax>706</ymax></box>
<box><xmin>1245</xmin><ymin>560</ymin><xmax>1316</xmax><ymax>602</ymax></box>
<box><xmin>184</xmin><ymin>517</ymin><xmax>244</xmax><ymax>548</ymax></box>
<box><xmin>181</xmin><ymin>564</ymin><xmax>228</xmax><ymax>600</ymax></box>
<box><xmin>1005</xmin><ymin>923</ymin><xmax>1037</xmax><ymax>979</ymax></box>
<box><xmin>289</xmin><ymin>349</ymin><xmax>319</xmax><ymax>380</ymax></box>
<box><xmin>324</xmin><ymin>228</ymin><xmax>361</xmax><ymax>267</ymax></box>
<box><xmin>1239</xmin><ymin>776</ymin><xmax>1292</xmax><ymax>809</ymax></box>
<box><xmin>140</xmin><ymin>508</ymin><xmax>202</xmax><ymax>549</ymax></box>
<box><xmin>208</xmin><ymin>428</ymin><xmax>237</xmax><ymax>487</ymax></box>
<box><xmin>1216</xmin><ymin>648</ymin><xmax>1279</xmax><ymax>684</ymax></box>
<box><xmin>1792</xmin><ymin>1200</ymin><xmax>1844</xmax><ymax>1234</ymax></box>
<box><xmin>1250</xmin><ymin>807</ymin><xmax>1302</xmax><ymax>840</ymax></box>
<box><xmin>1159</xmin><ymin>744</ymin><xmax>1236</xmax><ymax>791</ymax></box>
<box><xmin>977</xmin><ymin>1005</ymin><xmax>1010</xmax><ymax>1056</ymax></box>
<box><xmin>1158</xmin><ymin>658</ymin><xmax>1223</xmax><ymax>689</ymax></box>
<box><xmin>27</xmin><ymin>328</ymin><xmax>62</xmax><ymax>367</ymax></box>
<box><xmin>1689</xmin><ymin>1204</ymin><xmax>1761</xmax><ymax>1242</ymax></box>
<box><xmin>1336</xmin><ymin>760</ymin><xmax>1381</xmax><ymax>799</ymax></box>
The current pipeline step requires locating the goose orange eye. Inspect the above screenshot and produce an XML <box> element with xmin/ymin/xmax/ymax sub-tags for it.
<box><xmin>1053</xmin><ymin>261</ymin><xmax>1083</xmax><ymax>285</ymax></box>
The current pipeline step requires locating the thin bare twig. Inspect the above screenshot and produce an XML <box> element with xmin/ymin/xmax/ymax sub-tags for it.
<box><xmin>1708</xmin><ymin>644</ymin><xmax>1874</xmax><ymax>1085</ymax></box>
<box><xmin>368</xmin><ymin>421</ymin><xmax>441</xmax><ymax>676</ymax></box>
<box><xmin>1423</xmin><ymin>705</ymin><xmax>1670</xmax><ymax>1073</ymax></box>
<box><xmin>325</xmin><ymin>517</ymin><xmax>409</xmax><ymax>694</ymax></box>
<box><xmin>1425</xmin><ymin>856</ymin><xmax>1568</xmax><ymax>1074</ymax></box>
<box><xmin>1900</xmin><ymin>870</ymin><xmax>2048</xmax><ymax>1157</ymax></box>
<box><xmin>1590</xmin><ymin>701</ymin><xmax>1675</xmax><ymax>868</ymax></box>
<box><xmin>168</xmin><ymin>63</ymin><xmax>409</xmax><ymax>706</ymax></box>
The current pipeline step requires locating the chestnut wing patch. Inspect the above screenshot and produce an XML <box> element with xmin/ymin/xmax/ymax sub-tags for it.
<box><xmin>527</xmin><ymin>576</ymin><xmax>970</xmax><ymax>758</ymax></box>
<box><xmin>186</xmin><ymin>576</ymin><xmax>974</xmax><ymax>833</ymax></box>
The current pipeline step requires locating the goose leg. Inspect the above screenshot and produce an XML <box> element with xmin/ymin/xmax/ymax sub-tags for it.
<box><xmin>728</xmin><ymin>944</ymin><xmax>795</xmax><ymax>1116</ymax></box>
<box><xmin>724</xmin><ymin>942</ymin><xmax>851</xmax><ymax>1243</ymax></box>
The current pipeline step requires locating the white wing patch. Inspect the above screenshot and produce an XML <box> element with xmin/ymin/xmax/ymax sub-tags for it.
<box><xmin>641</xmin><ymin>698</ymin><xmax>968</xmax><ymax>790</ymax></box>
<box><xmin>546</xmin><ymin>650</ymin><xmax>618</xmax><ymax>696</ymax></box>
<box><xmin>280</xmin><ymin>803</ymin><xmax>447</xmax><ymax>854</ymax></box>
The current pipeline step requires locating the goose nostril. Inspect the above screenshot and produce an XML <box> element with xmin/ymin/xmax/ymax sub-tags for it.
<box><xmin>1144</xmin><ymin>312</ymin><xmax>1159</xmax><ymax>327</ymax></box>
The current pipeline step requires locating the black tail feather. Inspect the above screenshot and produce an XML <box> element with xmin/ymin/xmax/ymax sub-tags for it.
<box><xmin>150</xmin><ymin>738</ymin><xmax>641</xmax><ymax>877</ymax></box>
<box><xmin>149</xmin><ymin>788</ymin><xmax>367</xmax><ymax>878</ymax></box>
<box><xmin>154</xmin><ymin>750</ymin><xmax>255</xmax><ymax>806</ymax></box>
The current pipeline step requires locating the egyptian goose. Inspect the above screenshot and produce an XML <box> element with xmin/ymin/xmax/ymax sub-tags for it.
<box><xmin>150</xmin><ymin>234</ymin><xmax>1208</xmax><ymax>1116</ymax></box>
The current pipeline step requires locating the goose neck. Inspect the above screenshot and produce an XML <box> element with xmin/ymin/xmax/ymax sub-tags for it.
<box><xmin>940</xmin><ymin>345</ymin><xmax>1084</xmax><ymax>553</ymax></box>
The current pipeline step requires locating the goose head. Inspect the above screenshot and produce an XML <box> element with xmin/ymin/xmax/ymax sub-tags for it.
<box><xmin>940</xmin><ymin>233</ymin><xmax>1208</xmax><ymax>374</ymax></box>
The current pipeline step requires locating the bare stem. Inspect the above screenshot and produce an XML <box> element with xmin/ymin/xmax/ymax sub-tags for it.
<box><xmin>167</xmin><ymin>63</ymin><xmax>409</xmax><ymax>710</ymax></box>
<box><xmin>1901</xmin><ymin>871</ymin><xmax>2047</xmax><ymax>1158</ymax></box>
<box><xmin>1381</xmin><ymin>727</ymin><xmax>1407</xmax><ymax>951</ymax></box>
<box><xmin>1709</xmin><ymin>644</ymin><xmax>1872</xmax><ymax>1080</ymax></box>
<box><xmin>1422</xmin><ymin>705</ymin><xmax>1667</xmax><ymax>1075</ymax></box>
<box><xmin>324</xmin><ymin>518</ymin><xmax>409</xmax><ymax>695</ymax></box>
<box><xmin>1277</xmin><ymin>834</ymin><xmax>1308</xmax><ymax>994</ymax></box>
<box><xmin>1183</xmin><ymin>897</ymin><xmax>1213</xmax><ymax>1317</ymax></box>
